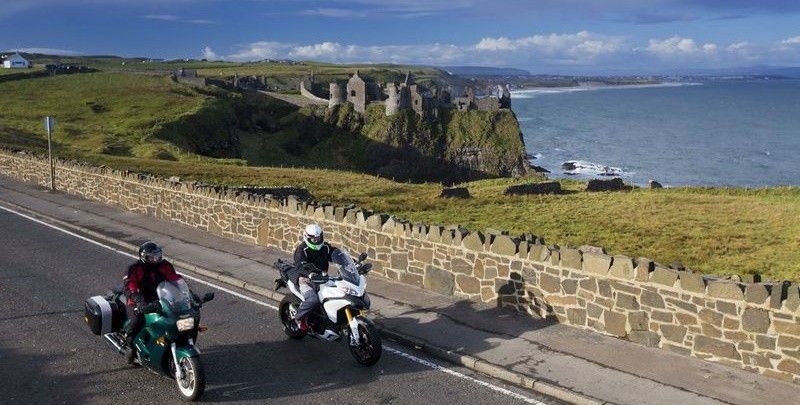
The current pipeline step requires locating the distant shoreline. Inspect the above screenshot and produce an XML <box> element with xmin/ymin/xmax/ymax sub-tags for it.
<box><xmin>511</xmin><ymin>81</ymin><xmax>702</xmax><ymax>97</ymax></box>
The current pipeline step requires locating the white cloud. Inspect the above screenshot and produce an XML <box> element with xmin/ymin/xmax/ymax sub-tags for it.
<box><xmin>300</xmin><ymin>8</ymin><xmax>368</xmax><ymax>18</ymax></box>
<box><xmin>475</xmin><ymin>31</ymin><xmax>625</xmax><ymax>63</ymax></box>
<box><xmin>290</xmin><ymin>42</ymin><xmax>343</xmax><ymax>59</ymax></box>
<box><xmin>780</xmin><ymin>36</ymin><xmax>800</xmax><ymax>46</ymax></box>
<box><xmin>227</xmin><ymin>41</ymin><xmax>293</xmax><ymax>61</ymax></box>
<box><xmin>144</xmin><ymin>14</ymin><xmax>215</xmax><ymax>24</ymax></box>
<box><xmin>475</xmin><ymin>37</ymin><xmax>517</xmax><ymax>51</ymax></box>
<box><xmin>646</xmin><ymin>36</ymin><xmax>718</xmax><ymax>57</ymax></box>
<box><xmin>702</xmin><ymin>43</ymin><xmax>718</xmax><ymax>54</ymax></box>
<box><xmin>201</xmin><ymin>46</ymin><xmax>216</xmax><ymax>60</ymax></box>
<box><xmin>145</xmin><ymin>14</ymin><xmax>179</xmax><ymax>21</ymax></box>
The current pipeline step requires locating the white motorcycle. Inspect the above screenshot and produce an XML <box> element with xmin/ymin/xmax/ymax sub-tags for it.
<box><xmin>274</xmin><ymin>249</ymin><xmax>382</xmax><ymax>366</ymax></box>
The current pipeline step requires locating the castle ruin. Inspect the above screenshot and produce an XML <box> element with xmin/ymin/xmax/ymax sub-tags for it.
<box><xmin>302</xmin><ymin>71</ymin><xmax>512</xmax><ymax>118</ymax></box>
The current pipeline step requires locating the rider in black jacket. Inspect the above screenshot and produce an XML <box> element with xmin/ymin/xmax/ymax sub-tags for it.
<box><xmin>291</xmin><ymin>223</ymin><xmax>340</xmax><ymax>332</ymax></box>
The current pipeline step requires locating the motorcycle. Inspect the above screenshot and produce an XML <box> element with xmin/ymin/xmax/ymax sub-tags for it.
<box><xmin>274</xmin><ymin>249</ymin><xmax>382</xmax><ymax>366</ymax></box>
<box><xmin>84</xmin><ymin>279</ymin><xmax>214</xmax><ymax>401</ymax></box>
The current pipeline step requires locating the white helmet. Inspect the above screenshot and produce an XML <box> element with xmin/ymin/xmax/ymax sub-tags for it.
<box><xmin>303</xmin><ymin>223</ymin><xmax>324</xmax><ymax>250</ymax></box>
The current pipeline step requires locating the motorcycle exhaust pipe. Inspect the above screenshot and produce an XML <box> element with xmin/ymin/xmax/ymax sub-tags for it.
<box><xmin>103</xmin><ymin>333</ymin><xmax>124</xmax><ymax>353</ymax></box>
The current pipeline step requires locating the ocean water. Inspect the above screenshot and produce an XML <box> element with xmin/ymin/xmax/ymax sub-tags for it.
<box><xmin>512</xmin><ymin>80</ymin><xmax>800</xmax><ymax>187</ymax></box>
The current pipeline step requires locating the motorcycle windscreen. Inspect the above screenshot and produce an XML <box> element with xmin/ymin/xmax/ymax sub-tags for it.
<box><xmin>332</xmin><ymin>249</ymin><xmax>359</xmax><ymax>285</ymax></box>
<box><xmin>156</xmin><ymin>280</ymin><xmax>193</xmax><ymax>314</ymax></box>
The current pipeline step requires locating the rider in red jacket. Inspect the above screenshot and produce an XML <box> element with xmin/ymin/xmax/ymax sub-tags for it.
<box><xmin>123</xmin><ymin>241</ymin><xmax>182</xmax><ymax>361</ymax></box>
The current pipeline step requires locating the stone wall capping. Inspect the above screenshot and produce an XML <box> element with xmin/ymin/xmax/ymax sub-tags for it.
<box><xmin>333</xmin><ymin>206</ymin><xmax>347</xmax><ymax>222</ymax></box>
<box><xmin>578</xmin><ymin>245</ymin><xmax>606</xmax><ymax>254</ymax></box>
<box><xmin>784</xmin><ymin>283</ymin><xmax>800</xmax><ymax>312</ymax></box>
<box><xmin>461</xmin><ymin>231</ymin><xmax>485</xmax><ymax>251</ymax></box>
<box><xmin>426</xmin><ymin>225</ymin><xmax>443</xmax><ymax>242</ymax></box>
<box><xmin>678</xmin><ymin>271</ymin><xmax>707</xmax><ymax>294</ymax></box>
<box><xmin>528</xmin><ymin>244</ymin><xmax>550</xmax><ymax>262</ymax></box>
<box><xmin>560</xmin><ymin>247</ymin><xmax>582</xmax><ymax>271</ymax></box>
<box><xmin>366</xmin><ymin>213</ymin><xmax>388</xmax><ymax>231</ymax></box>
<box><xmin>489</xmin><ymin>234</ymin><xmax>519</xmax><ymax>256</ymax></box>
<box><xmin>609</xmin><ymin>255</ymin><xmax>635</xmax><ymax>280</ymax></box>
<box><xmin>582</xmin><ymin>252</ymin><xmax>611</xmax><ymax>275</ymax></box>
<box><xmin>650</xmin><ymin>266</ymin><xmax>679</xmax><ymax>287</ymax></box>
<box><xmin>707</xmin><ymin>280</ymin><xmax>746</xmax><ymax>301</ymax></box>
<box><xmin>382</xmin><ymin>216</ymin><xmax>397</xmax><ymax>233</ymax></box>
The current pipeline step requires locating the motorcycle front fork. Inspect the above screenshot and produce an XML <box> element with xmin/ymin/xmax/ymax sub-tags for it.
<box><xmin>345</xmin><ymin>308</ymin><xmax>361</xmax><ymax>346</ymax></box>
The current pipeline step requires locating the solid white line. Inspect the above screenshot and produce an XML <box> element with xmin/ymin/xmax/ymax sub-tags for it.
<box><xmin>0</xmin><ymin>203</ymin><xmax>543</xmax><ymax>404</ymax></box>
<box><xmin>384</xmin><ymin>346</ymin><xmax>544</xmax><ymax>404</ymax></box>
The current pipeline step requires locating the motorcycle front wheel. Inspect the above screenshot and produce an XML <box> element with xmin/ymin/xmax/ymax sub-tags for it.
<box><xmin>174</xmin><ymin>356</ymin><xmax>206</xmax><ymax>402</ymax></box>
<box><xmin>279</xmin><ymin>295</ymin><xmax>306</xmax><ymax>339</ymax></box>
<box><xmin>349</xmin><ymin>318</ymin><xmax>382</xmax><ymax>366</ymax></box>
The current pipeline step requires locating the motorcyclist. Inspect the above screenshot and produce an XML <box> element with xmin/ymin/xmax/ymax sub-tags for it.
<box><xmin>291</xmin><ymin>223</ymin><xmax>340</xmax><ymax>332</ymax></box>
<box><xmin>123</xmin><ymin>241</ymin><xmax>183</xmax><ymax>363</ymax></box>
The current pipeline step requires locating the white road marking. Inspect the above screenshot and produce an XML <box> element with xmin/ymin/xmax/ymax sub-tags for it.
<box><xmin>0</xmin><ymin>203</ymin><xmax>546</xmax><ymax>404</ymax></box>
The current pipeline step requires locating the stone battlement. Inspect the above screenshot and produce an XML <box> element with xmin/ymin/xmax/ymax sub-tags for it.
<box><xmin>1</xmin><ymin>148</ymin><xmax>798</xmax><ymax>384</ymax></box>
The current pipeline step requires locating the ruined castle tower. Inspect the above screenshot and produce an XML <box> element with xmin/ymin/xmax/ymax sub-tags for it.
<box><xmin>499</xmin><ymin>84</ymin><xmax>511</xmax><ymax>109</ymax></box>
<box><xmin>329</xmin><ymin>82</ymin><xmax>344</xmax><ymax>108</ymax></box>
<box><xmin>385</xmin><ymin>83</ymin><xmax>400</xmax><ymax>116</ymax></box>
<box><xmin>346</xmin><ymin>71</ymin><xmax>367</xmax><ymax>113</ymax></box>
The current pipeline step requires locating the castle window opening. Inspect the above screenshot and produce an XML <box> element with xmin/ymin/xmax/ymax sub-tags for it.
<box><xmin>350</xmin><ymin>90</ymin><xmax>356</xmax><ymax>97</ymax></box>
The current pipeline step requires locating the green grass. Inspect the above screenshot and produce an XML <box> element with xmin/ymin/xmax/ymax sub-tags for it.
<box><xmin>0</xmin><ymin>66</ymin><xmax>44</xmax><ymax>76</ymax></box>
<box><xmin>0</xmin><ymin>72</ymin><xmax>234</xmax><ymax>162</ymax></box>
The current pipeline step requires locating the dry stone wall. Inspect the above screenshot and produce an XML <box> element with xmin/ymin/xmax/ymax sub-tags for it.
<box><xmin>1</xmin><ymin>149</ymin><xmax>799</xmax><ymax>384</ymax></box>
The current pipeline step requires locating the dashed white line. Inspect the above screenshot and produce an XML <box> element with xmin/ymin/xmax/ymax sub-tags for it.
<box><xmin>0</xmin><ymin>203</ymin><xmax>545</xmax><ymax>404</ymax></box>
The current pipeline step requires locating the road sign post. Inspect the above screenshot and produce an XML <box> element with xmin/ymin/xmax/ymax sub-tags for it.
<box><xmin>44</xmin><ymin>116</ymin><xmax>55</xmax><ymax>190</ymax></box>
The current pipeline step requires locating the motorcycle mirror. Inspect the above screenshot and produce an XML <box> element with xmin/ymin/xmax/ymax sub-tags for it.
<box><xmin>202</xmin><ymin>292</ymin><xmax>215</xmax><ymax>303</ymax></box>
<box><xmin>358</xmin><ymin>252</ymin><xmax>368</xmax><ymax>262</ymax></box>
<box><xmin>358</xmin><ymin>263</ymin><xmax>373</xmax><ymax>275</ymax></box>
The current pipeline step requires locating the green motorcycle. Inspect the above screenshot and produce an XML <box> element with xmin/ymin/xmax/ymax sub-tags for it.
<box><xmin>85</xmin><ymin>279</ymin><xmax>214</xmax><ymax>401</ymax></box>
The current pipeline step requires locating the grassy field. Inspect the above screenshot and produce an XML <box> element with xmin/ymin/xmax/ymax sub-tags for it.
<box><xmin>1</xmin><ymin>69</ymin><xmax>798</xmax><ymax>282</ymax></box>
<box><xmin>0</xmin><ymin>72</ymin><xmax>243</xmax><ymax>162</ymax></box>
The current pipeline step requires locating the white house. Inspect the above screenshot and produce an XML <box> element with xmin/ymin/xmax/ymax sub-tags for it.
<box><xmin>3</xmin><ymin>53</ymin><xmax>31</xmax><ymax>69</ymax></box>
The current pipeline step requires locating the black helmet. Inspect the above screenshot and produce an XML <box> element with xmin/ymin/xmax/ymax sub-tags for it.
<box><xmin>138</xmin><ymin>241</ymin><xmax>163</xmax><ymax>264</ymax></box>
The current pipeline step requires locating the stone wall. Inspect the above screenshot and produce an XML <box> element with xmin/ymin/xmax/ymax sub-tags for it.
<box><xmin>1</xmin><ymin>149</ymin><xmax>799</xmax><ymax>384</ymax></box>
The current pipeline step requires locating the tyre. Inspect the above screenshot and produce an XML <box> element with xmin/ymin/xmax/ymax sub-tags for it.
<box><xmin>174</xmin><ymin>356</ymin><xmax>205</xmax><ymax>402</ymax></box>
<box><xmin>349</xmin><ymin>317</ymin><xmax>382</xmax><ymax>366</ymax></box>
<box><xmin>279</xmin><ymin>295</ymin><xmax>305</xmax><ymax>339</ymax></box>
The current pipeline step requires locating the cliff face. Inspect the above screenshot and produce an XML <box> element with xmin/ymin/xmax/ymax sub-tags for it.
<box><xmin>359</xmin><ymin>104</ymin><xmax>529</xmax><ymax>181</ymax></box>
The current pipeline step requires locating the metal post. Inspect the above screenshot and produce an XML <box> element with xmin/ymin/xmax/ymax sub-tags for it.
<box><xmin>45</xmin><ymin>116</ymin><xmax>55</xmax><ymax>190</ymax></box>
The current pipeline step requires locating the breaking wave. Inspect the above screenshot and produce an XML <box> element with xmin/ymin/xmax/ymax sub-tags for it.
<box><xmin>561</xmin><ymin>160</ymin><xmax>631</xmax><ymax>177</ymax></box>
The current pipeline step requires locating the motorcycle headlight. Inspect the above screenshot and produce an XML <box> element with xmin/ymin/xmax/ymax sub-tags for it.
<box><xmin>176</xmin><ymin>317</ymin><xmax>195</xmax><ymax>332</ymax></box>
<box><xmin>337</xmin><ymin>284</ymin><xmax>358</xmax><ymax>295</ymax></box>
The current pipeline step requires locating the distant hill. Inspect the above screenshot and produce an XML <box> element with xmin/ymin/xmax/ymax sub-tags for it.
<box><xmin>444</xmin><ymin>66</ymin><xmax>531</xmax><ymax>77</ymax></box>
<box><xmin>680</xmin><ymin>66</ymin><xmax>800</xmax><ymax>78</ymax></box>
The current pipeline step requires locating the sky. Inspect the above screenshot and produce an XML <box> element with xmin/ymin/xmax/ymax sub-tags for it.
<box><xmin>1</xmin><ymin>0</ymin><xmax>800</xmax><ymax>74</ymax></box>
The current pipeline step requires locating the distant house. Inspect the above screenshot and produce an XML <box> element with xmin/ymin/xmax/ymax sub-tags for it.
<box><xmin>3</xmin><ymin>53</ymin><xmax>31</xmax><ymax>69</ymax></box>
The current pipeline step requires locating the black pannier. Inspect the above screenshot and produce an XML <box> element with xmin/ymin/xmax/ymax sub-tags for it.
<box><xmin>84</xmin><ymin>295</ymin><xmax>126</xmax><ymax>335</ymax></box>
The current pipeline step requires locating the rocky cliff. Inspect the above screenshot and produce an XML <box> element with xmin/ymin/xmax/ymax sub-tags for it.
<box><xmin>357</xmin><ymin>104</ymin><xmax>530</xmax><ymax>182</ymax></box>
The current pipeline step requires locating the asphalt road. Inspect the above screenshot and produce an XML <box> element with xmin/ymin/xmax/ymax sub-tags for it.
<box><xmin>0</xmin><ymin>207</ymin><xmax>560</xmax><ymax>404</ymax></box>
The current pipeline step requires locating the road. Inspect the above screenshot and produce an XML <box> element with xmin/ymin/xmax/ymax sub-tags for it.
<box><xmin>0</xmin><ymin>206</ymin><xmax>559</xmax><ymax>404</ymax></box>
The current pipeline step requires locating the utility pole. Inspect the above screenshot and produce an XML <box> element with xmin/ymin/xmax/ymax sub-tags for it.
<box><xmin>44</xmin><ymin>116</ymin><xmax>55</xmax><ymax>190</ymax></box>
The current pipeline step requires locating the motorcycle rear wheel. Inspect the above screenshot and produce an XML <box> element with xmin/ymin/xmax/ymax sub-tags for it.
<box><xmin>174</xmin><ymin>356</ymin><xmax>206</xmax><ymax>402</ymax></box>
<box><xmin>349</xmin><ymin>318</ymin><xmax>382</xmax><ymax>366</ymax></box>
<box><xmin>279</xmin><ymin>295</ymin><xmax>306</xmax><ymax>339</ymax></box>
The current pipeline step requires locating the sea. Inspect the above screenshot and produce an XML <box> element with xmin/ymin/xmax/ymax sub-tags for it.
<box><xmin>512</xmin><ymin>79</ymin><xmax>800</xmax><ymax>187</ymax></box>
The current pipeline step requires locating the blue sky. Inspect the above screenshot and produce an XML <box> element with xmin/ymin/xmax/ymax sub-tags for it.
<box><xmin>1</xmin><ymin>0</ymin><xmax>800</xmax><ymax>74</ymax></box>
